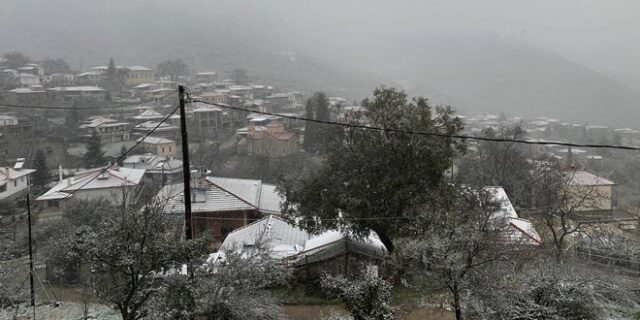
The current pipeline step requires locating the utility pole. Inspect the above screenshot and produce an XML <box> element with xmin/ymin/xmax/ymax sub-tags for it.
<box><xmin>178</xmin><ymin>85</ymin><xmax>193</xmax><ymax>240</ymax></box>
<box><xmin>26</xmin><ymin>193</ymin><xmax>36</xmax><ymax>318</ymax></box>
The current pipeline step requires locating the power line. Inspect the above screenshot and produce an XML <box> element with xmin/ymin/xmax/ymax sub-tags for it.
<box><xmin>187</xmin><ymin>97</ymin><xmax>640</xmax><ymax>151</ymax></box>
<box><xmin>0</xmin><ymin>90</ymin><xmax>177</xmax><ymax>110</ymax></box>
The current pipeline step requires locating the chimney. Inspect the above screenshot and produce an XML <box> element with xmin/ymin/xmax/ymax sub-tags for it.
<box><xmin>4</xmin><ymin>167</ymin><xmax>9</xmax><ymax>179</ymax></box>
<box><xmin>59</xmin><ymin>165</ymin><xmax>63</xmax><ymax>182</ymax></box>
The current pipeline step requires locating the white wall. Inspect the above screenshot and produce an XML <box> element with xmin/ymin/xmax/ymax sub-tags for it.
<box><xmin>0</xmin><ymin>174</ymin><xmax>30</xmax><ymax>200</ymax></box>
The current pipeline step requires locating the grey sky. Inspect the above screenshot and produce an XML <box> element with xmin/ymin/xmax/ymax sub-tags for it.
<box><xmin>262</xmin><ymin>0</ymin><xmax>640</xmax><ymax>86</ymax></box>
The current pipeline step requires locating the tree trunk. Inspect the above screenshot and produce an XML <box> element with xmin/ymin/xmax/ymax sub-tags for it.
<box><xmin>453</xmin><ymin>283</ymin><xmax>463</xmax><ymax>320</ymax></box>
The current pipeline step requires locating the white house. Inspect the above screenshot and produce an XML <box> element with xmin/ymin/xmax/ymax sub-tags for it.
<box><xmin>36</xmin><ymin>166</ymin><xmax>145</xmax><ymax>212</ymax></box>
<box><xmin>19</xmin><ymin>73</ymin><xmax>40</xmax><ymax>86</ymax></box>
<box><xmin>0</xmin><ymin>164</ymin><xmax>35</xmax><ymax>201</ymax></box>
<box><xmin>487</xmin><ymin>187</ymin><xmax>542</xmax><ymax>245</ymax></box>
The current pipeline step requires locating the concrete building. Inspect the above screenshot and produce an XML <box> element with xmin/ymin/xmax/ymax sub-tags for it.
<box><xmin>79</xmin><ymin>116</ymin><xmax>131</xmax><ymax>143</ymax></box>
<box><xmin>49</xmin><ymin>86</ymin><xmax>107</xmax><ymax>102</ymax></box>
<box><xmin>122</xmin><ymin>153</ymin><xmax>182</xmax><ymax>184</ymax></box>
<box><xmin>137</xmin><ymin>136</ymin><xmax>177</xmax><ymax>157</ymax></box>
<box><xmin>567</xmin><ymin>171</ymin><xmax>615</xmax><ymax>211</ymax></box>
<box><xmin>237</xmin><ymin>121</ymin><xmax>298</xmax><ymax>157</ymax></box>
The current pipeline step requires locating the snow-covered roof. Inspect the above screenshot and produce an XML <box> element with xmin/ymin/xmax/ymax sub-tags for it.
<box><xmin>36</xmin><ymin>167</ymin><xmax>145</xmax><ymax>201</ymax></box>
<box><xmin>221</xmin><ymin>215</ymin><xmax>309</xmax><ymax>257</ymax></box>
<box><xmin>138</xmin><ymin>136</ymin><xmax>174</xmax><ymax>145</ymax></box>
<box><xmin>49</xmin><ymin>86</ymin><xmax>105</xmax><ymax>92</ymax></box>
<box><xmin>192</xmin><ymin>102</ymin><xmax>223</xmax><ymax>112</ymax></box>
<box><xmin>0</xmin><ymin>167</ymin><xmax>35</xmax><ymax>186</ymax></box>
<box><xmin>134</xmin><ymin>121</ymin><xmax>176</xmax><ymax>132</ymax></box>
<box><xmin>76</xmin><ymin>71</ymin><xmax>99</xmax><ymax>77</ymax></box>
<box><xmin>133</xmin><ymin>110</ymin><xmax>164</xmax><ymax>120</ymax></box>
<box><xmin>158</xmin><ymin>176</ymin><xmax>283</xmax><ymax>215</ymax></box>
<box><xmin>220</xmin><ymin>215</ymin><xmax>388</xmax><ymax>261</ymax></box>
<box><xmin>79</xmin><ymin>117</ymin><xmax>120</xmax><ymax>128</ymax></box>
<box><xmin>196</xmin><ymin>71</ymin><xmax>218</xmax><ymax>76</ymax></box>
<box><xmin>568</xmin><ymin>171</ymin><xmax>615</xmax><ymax>186</ymax></box>
<box><xmin>486</xmin><ymin>186</ymin><xmax>542</xmax><ymax>245</ymax></box>
<box><xmin>8</xmin><ymin>88</ymin><xmax>43</xmax><ymax>93</ymax></box>
<box><xmin>127</xmin><ymin>66</ymin><xmax>152</xmax><ymax>71</ymax></box>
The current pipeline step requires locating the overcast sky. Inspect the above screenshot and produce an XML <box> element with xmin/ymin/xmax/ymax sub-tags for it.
<box><xmin>258</xmin><ymin>0</ymin><xmax>640</xmax><ymax>86</ymax></box>
<box><xmin>1</xmin><ymin>0</ymin><xmax>639</xmax><ymax>86</ymax></box>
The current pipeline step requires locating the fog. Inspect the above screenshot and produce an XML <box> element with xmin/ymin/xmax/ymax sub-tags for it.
<box><xmin>1</xmin><ymin>0</ymin><xmax>639</xmax><ymax>125</ymax></box>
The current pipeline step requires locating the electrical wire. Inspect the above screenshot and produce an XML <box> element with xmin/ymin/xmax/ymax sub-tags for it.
<box><xmin>188</xmin><ymin>97</ymin><xmax>640</xmax><ymax>151</ymax></box>
<box><xmin>68</xmin><ymin>104</ymin><xmax>180</xmax><ymax>192</ymax></box>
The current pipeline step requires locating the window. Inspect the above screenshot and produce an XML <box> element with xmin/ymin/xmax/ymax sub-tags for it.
<box><xmin>14</xmin><ymin>180</ymin><xmax>17</xmax><ymax>187</ymax></box>
<box><xmin>0</xmin><ymin>184</ymin><xmax>6</xmax><ymax>193</ymax></box>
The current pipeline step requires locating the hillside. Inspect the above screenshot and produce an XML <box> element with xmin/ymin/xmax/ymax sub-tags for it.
<box><xmin>1</xmin><ymin>1</ymin><xmax>640</xmax><ymax>126</ymax></box>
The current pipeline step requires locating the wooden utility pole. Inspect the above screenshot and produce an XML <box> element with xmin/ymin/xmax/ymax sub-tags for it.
<box><xmin>26</xmin><ymin>194</ymin><xmax>35</xmax><ymax>318</ymax></box>
<box><xmin>178</xmin><ymin>86</ymin><xmax>193</xmax><ymax>240</ymax></box>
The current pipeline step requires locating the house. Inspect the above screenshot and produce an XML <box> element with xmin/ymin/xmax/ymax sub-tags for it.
<box><xmin>567</xmin><ymin>171</ymin><xmax>615</xmax><ymax>211</ymax></box>
<box><xmin>90</xmin><ymin>65</ymin><xmax>154</xmax><ymax>87</ymax></box>
<box><xmin>137</xmin><ymin>136</ymin><xmax>176</xmax><ymax>157</ymax></box>
<box><xmin>237</xmin><ymin>121</ymin><xmax>299</xmax><ymax>157</ymax></box>
<box><xmin>132</xmin><ymin>109</ymin><xmax>164</xmax><ymax>124</ymax></box>
<box><xmin>133</xmin><ymin>121</ymin><xmax>178</xmax><ymax>138</ymax></box>
<box><xmin>157</xmin><ymin>176</ymin><xmax>282</xmax><ymax>244</ymax></box>
<box><xmin>18</xmin><ymin>73</ymin><xmax>40</xmax><ymax>87</ymax></box>
<box><xmin>195</xmin><ymin>72</ymin><xmax>219</xmax><ymax>83</ymax></box>
<box><xmin>79</xmin><ymin>116</ymin><xmax>131</xmax><ymax>143</ymax></box>
<box><xmin>220</xmin><ymin>215</ymin><xmax>390</xmax><ymax>279</ymax></box>
<box><xmin>36</xmin><ymin>166</ymin><xmax>145</xmax><ymax>212</ymax></box>
<box><xmin>4</xmin><ymin>88</ymin><xmax>47</xmax><ymax>105</ymax></box>
<box><xmin>18</xmin><ymin>64</ymin><xmax>44</xmax><ymax>77</ymax></box>
<box><xmin>197</xmin><ymin>92</ymin><xmax>227</xmax><ymax>105</ymax></box>
<box><xmin>487</xmin><ymin>187</ymin><xmax>542</xmax><ymax>246</ymax></box>
<box><xmin>0</xmin><ymin>160</ymin><xmax>35</xmax><ymax>201</ymax></box>
<box><xmin>122</xmin><ymin>153</ymin><xmax>182</xmax><ymax>184</ymax></box>
<box><xmin>75</xmin><ymin>72</ymin><xmax>101</xmax><ymax>86</ymax></box>
<box><xmin>192</xmin><ymin>103</ymin><xmax>224</xmax><ymax>137</ymax></box>
<box><xmin>49</xmin><ymin>86</ymin><xmax>107</xmax><ymax>102</ymax></box>
<box><xmin>123</xmin><ymin>66</ymin><xmax>154</xmax><ymax>86</ymax></box>
<box><xmin>42</xmin><ymin>73</ymin><xmax>75</xmax><ymax>87</ymax></box>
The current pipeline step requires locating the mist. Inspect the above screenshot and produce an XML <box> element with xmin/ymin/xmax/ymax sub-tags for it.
<box><xmin>1</xmin><ymin>0</ymin><xmax>639</xmax><ymax>125</ymax></box>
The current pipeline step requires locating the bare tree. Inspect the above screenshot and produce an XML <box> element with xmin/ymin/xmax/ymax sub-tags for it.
<box><xmin>457</xmin><ymin>125</ymin><xmax>532</xmax><ymax>206</ymax></box>
<box><xmin>394</xmin><ymin>186</ymin><xmax>523</xmax><ymax>320</ymax></box>
<box><xmin>529</xmin><ymin>160</ymin><xmax>609</xmax><ymax>258</ymax></box>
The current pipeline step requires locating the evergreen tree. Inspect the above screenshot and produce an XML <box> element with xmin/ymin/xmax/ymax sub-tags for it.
<box><xmin>281</xmin><ymin>87</ymin><xmax>465</xmax><ymax>253</ymax></box>
<box><xmin>302</xmin><ymin>92</ymin><xmax>330</xmax><ymax>153</ymax></box>
<box><xmin>302</xmin><ymin>99</ymin><xmax>317</xmax><ymax>152</ymax></box>
<box><xmin>32</xmin><ymin>149</ymin><xmax>51</xmax><ymax>189</ymax></box>
<box><xmin>105</xmin><ymin>58</ymin><xmax>117</xmax><ymax>92</ymax></box>
<box><xmin>314</xmin><ymin>92</ymin><xmax>330</xmax><ymax>122</ymax></box>
<box><xmin>118</xmin><ymin>145</ymin><xmax>128</xmax><ymax>166</ymax></box>
<box><xmin>313</xmin><ymin>92</ymin><xmax>330</xmax><ymax>152</ymax></box>
<box><xmin>83</xmin><ymin>133</ymin><xmax>106</xmax><ymax>168</ymax></box>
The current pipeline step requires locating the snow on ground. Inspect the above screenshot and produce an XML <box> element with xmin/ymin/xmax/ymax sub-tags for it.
<box><xmin>0</xmin><ymin>302</ymin><xmax>119</xmax><ymax>320</ymax></box>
